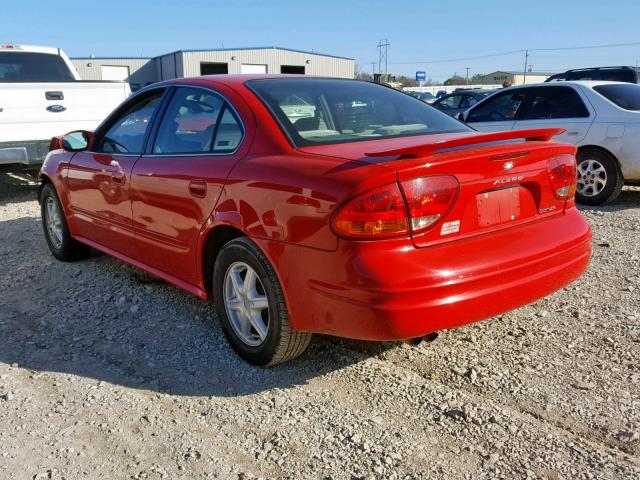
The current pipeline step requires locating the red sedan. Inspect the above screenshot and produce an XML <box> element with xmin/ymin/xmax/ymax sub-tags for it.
<box><xmin>39</xmin><ymin>75</ymin><xmax>591</xmax><ymax>366</ymax></box>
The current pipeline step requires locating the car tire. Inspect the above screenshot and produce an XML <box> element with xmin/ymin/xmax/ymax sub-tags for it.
<box><xmin>40</xmin><ymin>183</ymin><xmax>90</xmax><ymax>261</ymax></box>
<box><xmin>213</xmin><ymin>237</ymin><xmax>312</xmax><ymax>366</ymax></box>
<box><xmin>575</xmin><ymin>148</ymin><xmax>624</xmax><ymax>206</ymax></box>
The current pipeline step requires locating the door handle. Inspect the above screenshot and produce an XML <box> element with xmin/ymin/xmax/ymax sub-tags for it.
<box><xmin>566</xmin><ymin>130</ymin><xmax>581</xmax><ymax>136</ymax></box>
<box><xmin>189</xmin><ymin>179</ymin><xmax>207</xmax><ymax>198</ymax></box>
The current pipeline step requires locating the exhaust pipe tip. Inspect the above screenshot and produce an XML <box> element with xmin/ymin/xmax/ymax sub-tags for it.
<box><xmin>405</xmin><ymin>332</ymin><xmax>439</xmax><ymax>346</ymax></box>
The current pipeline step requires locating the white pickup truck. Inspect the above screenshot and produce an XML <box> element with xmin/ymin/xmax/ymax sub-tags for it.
<box><xmin>0</xmin><ymin>44</ymin><xmax>131</xmax><ymax>171</ymax></box>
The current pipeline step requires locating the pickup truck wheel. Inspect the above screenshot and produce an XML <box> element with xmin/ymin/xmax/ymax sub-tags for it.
<box><xmin>40</xmin><ymin>183</ymin><xmax>90</xmax><ymax>261</ymax></box>
<box><xmin>576</xmin><ymin>149</ymin><xmax>624</xmax><ymax>206</ymax></box>
<box><xmin>213</xmin><ymin>237</ymin><xmax>311</xmax><ymax>366</ymax></box>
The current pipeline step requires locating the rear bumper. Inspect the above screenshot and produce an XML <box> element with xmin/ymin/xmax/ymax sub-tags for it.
<box><xmin>258</xmin><ymin>207</ymin><xmax>592</xmax><ymax>340</ymax></box>
<box><xmin>0</xmin><ymin>140</ymin><xmax>50</xmax><ymax>167</ymax></box>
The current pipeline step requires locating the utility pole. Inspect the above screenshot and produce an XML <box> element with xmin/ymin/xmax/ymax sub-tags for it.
<box><xmin>465</xmin><ymin>67</ymin><xmax>470</xmax><ymax>85</ymax></box>
<box><xmin>370</xmin><ymin>62</ymin><xmax>377</xmax><ymax>76</ymax></box>
<box><xmin>523</xmin><ymin>50</ymin><xmax>529</xmax><ymax>84</ymax></box>
<box><xmin>377</xmin><ymin>39</ymin><xmax>390</xmax><ymax>74</ymax></box>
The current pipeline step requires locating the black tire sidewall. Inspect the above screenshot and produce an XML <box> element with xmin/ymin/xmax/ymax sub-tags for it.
<box><xmin>213</xmin><ymin>239</ymin><xmax>284</xmax><ymax>366</ymax></box>
<box><xmin>40</xmin><ymin>184</ymin><xmax>71</xmax><ymax>260</ymax></box>
<box><xmin>575</xmin><ymin>149</ymin><xmax>622</xmax><ymax>206</ymax></box>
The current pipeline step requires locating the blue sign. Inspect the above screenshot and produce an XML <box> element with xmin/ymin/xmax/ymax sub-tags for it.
<box><xmin>416</xmin><ymin>71</ymin><xmax>427</xmax><ymax>81</ymax></box>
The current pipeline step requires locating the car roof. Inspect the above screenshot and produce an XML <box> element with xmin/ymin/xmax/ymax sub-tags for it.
<box><xmin>505</xmin><ymin>80</ymin><xmax>632</xmax><ymax>90</ymax></box>
<box><xmin>160</xmin><ymin>74</ymin><xmax>356</xmax><ymax>89</ymax></box>
<box><xmin>0</xmin><ymin>44</ymin><xmax>59</xmax><ymax>55</ymax></box>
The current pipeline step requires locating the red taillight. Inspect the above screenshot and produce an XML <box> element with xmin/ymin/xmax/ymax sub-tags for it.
<box><xmin>332</xmin><ymin>176</ymin><xmax>459</xmax><ymax>239</ymax></box>
<box><xmin>547</xmin><ymin>154</ymin><xmax>577</xmax><ymax>200</ymax></box>
<box><xmin>332</xmin><ymin>183</ymin><xmax>409</xmax><ymax>239</ymax></box>
<box><xmin>400</xmin><ymin>175</ymin><xmax>459</xmax><ymax>233</ymax></box>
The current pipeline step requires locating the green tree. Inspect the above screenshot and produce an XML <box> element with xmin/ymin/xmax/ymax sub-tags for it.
<box><xmin>444</xmin><ymin>75</ymin><xmax>467</xmax><ymax>86</ymax></box>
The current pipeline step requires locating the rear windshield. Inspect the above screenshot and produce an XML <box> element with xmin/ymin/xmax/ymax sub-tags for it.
<box><xmin>0</xmin><ymin>52</ymin><xmax>75</xmax><ymax>82</ymax></box>
<box><xmin>593</xmin><ymin>83</ymin><xmax>640</xmax><ymax>110</ymax></box>
<box><xmin>246</xmin><ymin>79</ymin><xmax>470</xmax><ymax>146</ymax></box>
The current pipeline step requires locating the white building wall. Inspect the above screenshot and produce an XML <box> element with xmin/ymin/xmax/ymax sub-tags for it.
<box><xmin>181</xmin><ymin>48</ymin><xmax>354</xmax><ymax>78</ymax></box>
<box><xmin>71</xmin><ymin>58</ymin><xmax>157</xmax><ymax>89</ymax></box>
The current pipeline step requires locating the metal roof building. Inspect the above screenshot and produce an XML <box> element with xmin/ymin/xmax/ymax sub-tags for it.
<box><xmin>481</xmin><ymin>70</ymin><xmax>557</xmax><ymax>86</ymax></box>
<box><xmin>72</xmin><ymin>47</ymin><xmax>355</xmax><ymax>90</ymax></box>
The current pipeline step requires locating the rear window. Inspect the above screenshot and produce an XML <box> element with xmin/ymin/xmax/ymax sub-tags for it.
<box><xmin>0</xmin><ymin>52</ymin><xmax>75</xmax><ymax>82</ymax></box>
<box><xmin>246</xmin><ymin>79</ymin><xmax>470</xmax><ymax>146</ymax></box>
<box><xmin>593</xmin><ymin>84</ymin><xmax>640</xmax><ymax>110</ymax></box>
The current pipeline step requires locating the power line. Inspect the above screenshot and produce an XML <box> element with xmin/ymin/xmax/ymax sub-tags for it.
<box><xmin>377</xmin><ymin>39</ymin><xmax>390</xmax><ymax>74</ymax></box>
<box><xmin>387</xmin><ymin>40</ymin><xmax>640</xmax><ymax>66</ymax></box>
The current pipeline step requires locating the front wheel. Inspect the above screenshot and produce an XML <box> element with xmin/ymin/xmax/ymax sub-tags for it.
<box><xmin>575</xmin><ymin>149</ymin><xmax>624</xmax><ymax>206</ymax></box>
<box><xmin>40</xmin><ymin>183</ymin><xmax>90</xmax><ymax>261</ymax></box>
<box><xmin>213</xmin><ymin>237</ymin><xmax>311</xmax><ymax>366</ymax></box>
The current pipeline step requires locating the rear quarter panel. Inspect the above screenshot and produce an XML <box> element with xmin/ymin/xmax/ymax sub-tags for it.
<box><xmin>212</xmin><ymin>153</ymin><xmax>393</xmax><ymax>251</ymax></box>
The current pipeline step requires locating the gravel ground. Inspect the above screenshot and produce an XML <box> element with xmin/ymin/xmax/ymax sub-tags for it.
<box><xmin>0</xmin><ymin>171</ymin><xmax>638</xmax><ymax>480</ymax></box>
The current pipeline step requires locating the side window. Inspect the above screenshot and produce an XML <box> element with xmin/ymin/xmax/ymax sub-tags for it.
<box><xmin>213</xmin><ymin>108</ymin><xmax>243</xmax><ymax>152</ymax></box>
<box><xmin>522</xmin><ymin>87</ymin><xmax>590</xmax><ymax>120</ymax></box>
<box><xmin>95</xmin><ymin>90</ymin><xmax>164</xmax><ymax>154</ymax></box>
<box><xmin>467</xmin><ymin>91</ymin><xmax>527</xmax><ymax>122</ymax></box>
<box><xmin>599</xmin><ymin>70</ymin><xmax>635</xmax><ymax>83</ymax></box>
<box><xmin>460</xmin><ymin>95</ymin><xmax>478</xmax><ymax>109</ymax></box>
<box><xmin>438</xmin><ymin>94</ymin><xmax>463</xmax><ymax>109</ymax></box>
<box><xmin>153</xmin><ymin>88</ymin><xmax>224</xmax><ymax>154</ymax></box>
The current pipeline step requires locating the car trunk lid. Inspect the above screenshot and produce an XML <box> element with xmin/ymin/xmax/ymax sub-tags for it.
<box><xmin>300</xmin><ymin>128</ymin><xmax>577</xmax><ymax>248</ymax></box>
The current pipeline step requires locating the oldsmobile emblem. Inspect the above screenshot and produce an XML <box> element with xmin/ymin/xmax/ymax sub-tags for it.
<box><xmin>46</xmin><ymin>105</ymin><xmax>66</xmax><ymax>113</ymax></box>
<box><xmin>503</xmin><ymin>161</ymin><xmax>514</xmax><ymax>170</ymax></box>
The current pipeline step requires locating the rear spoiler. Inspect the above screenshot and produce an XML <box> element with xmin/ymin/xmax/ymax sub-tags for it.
<box><xmin>365</xmin><ymin>128</ymin><xmax>565</xmax><ymax>158</ymax></box>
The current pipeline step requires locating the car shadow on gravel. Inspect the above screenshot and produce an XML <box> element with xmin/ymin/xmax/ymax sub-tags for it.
<box><xmin>0</xmin><ymin>171</ymin><xmax>39</xmax><ymax>205</ymax></box>
<box><xmin>0</xmin><ymin>215</ymin><xmax>396</xmax><ymax>398</ymax></box>
<box><xmin>577</xmin><ymin>185</ymin><xmax>640</xmax><ymax>213</ymax></box>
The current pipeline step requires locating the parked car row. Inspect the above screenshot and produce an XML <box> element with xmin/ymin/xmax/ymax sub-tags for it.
<box><xmin>431</xmin><ymin>89</ymin><xmax>497</xmax><ymax>117</ymax></box>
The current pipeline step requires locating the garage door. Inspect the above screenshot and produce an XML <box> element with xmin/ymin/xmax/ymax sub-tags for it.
<box><xmin>101</xmin><ymin>65</ymin><xmax>130</xmax><ymax>81</ymax></box>
<box><xmin>241</xmin><ymin>64</ymin><xmax>267</xmax><ymax>74</ymax></box>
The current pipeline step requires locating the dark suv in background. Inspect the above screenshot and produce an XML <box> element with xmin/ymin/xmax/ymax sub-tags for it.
<box><xmin>546</xmin><ymin>66</ymin><xmax>640</xmax><ymax>84</ymax></box>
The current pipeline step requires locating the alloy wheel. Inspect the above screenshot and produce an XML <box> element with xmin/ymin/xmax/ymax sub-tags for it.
<box><xmin>45</xmin><ymin>196</ymin><xmax>64</xmax><ymax>249</ymax></box>
<box><xmin>223</xmin><ymin>261</ymin><xmax>270</xmax><ymax>347</ymax></box>
<box><xmin>577</xmin><ymin>159</ymin><xmax>607</xmax><ymax>198</ymax></box>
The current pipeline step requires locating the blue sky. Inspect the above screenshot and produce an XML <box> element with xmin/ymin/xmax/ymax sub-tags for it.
<box><xmin>3</xmin><ymin>0</ymin><xmax>640</xmax><ymax>82</ymax></box>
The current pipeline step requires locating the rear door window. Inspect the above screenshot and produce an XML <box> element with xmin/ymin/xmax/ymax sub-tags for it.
<box><xmin>467</xmin><ymin>90</ymin><xmax>528</xmax><ymax>122</ymax></box>
<box><xmin>593</xmin><ymin>83</ymin><xmax>640</xmax><ymax>110</ymax></box>
<box><xmin>152</xmin><ymin>87</ymin><xmax>243</xmax><ymax>154</ymax></box>
<box><xmin>521</xmin><ymin>87</ymin><xmax>590</xmax><ymax>119</ymax></box>
<box><xmin>438</xmin><ymin>94</ymin><xmax>464</xmax><ymax>109</ymax></box>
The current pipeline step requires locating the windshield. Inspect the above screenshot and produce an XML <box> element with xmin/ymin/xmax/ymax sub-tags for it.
<box><xmin>593</xmin><ymin>83</ymin><xmax>640</xmax><ymax>111</ymax></box>
<box><xmin>0</xmin><ymin>52</ymin><xmax>76</xmax><ymax>82</ymax></box>
<box><xmin>247</xmin><ymin>79</ymin><xmax>470</xmax><ymax>147</ymax></box>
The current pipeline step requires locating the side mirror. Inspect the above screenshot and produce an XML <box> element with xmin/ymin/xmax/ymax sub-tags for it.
<box><xmin>62</xmin><ymin>130</ymin><xmax>93</xmax><ymax>152</ymax></box>
<box><xmin>456</xmin><ymin>112</ymin><xmax>466</xmax><ymax>122</ymax></box>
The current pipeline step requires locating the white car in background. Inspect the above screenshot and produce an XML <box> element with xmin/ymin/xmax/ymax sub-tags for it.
<box><xmin>0</xmin><ymin>44</ymin><xmax>131</xmax><ymax>172</ymax></box>
<box><xmin>458</xmin><ymin>81</ymin><xmax>640</xmax><ymax>205</ymax></box>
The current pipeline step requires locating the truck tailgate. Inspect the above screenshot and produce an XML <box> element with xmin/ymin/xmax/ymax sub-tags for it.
<box><xmin>0</xmin><ymin>81</ymin><xmax>129</xmax><ymax>142</ymax></box>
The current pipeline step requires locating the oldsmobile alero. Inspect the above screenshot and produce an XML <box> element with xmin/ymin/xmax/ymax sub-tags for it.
<box><xmin>38</xmin><ymin>75</ymin><xmax>592</xmax><ymax>365</ymax></box>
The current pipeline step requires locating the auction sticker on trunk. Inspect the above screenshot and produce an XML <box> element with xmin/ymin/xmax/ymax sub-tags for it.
<box><xmin>440</xmin><ymin>220</ymin><xmax>461</xmax><ymax>236</ymax></box>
